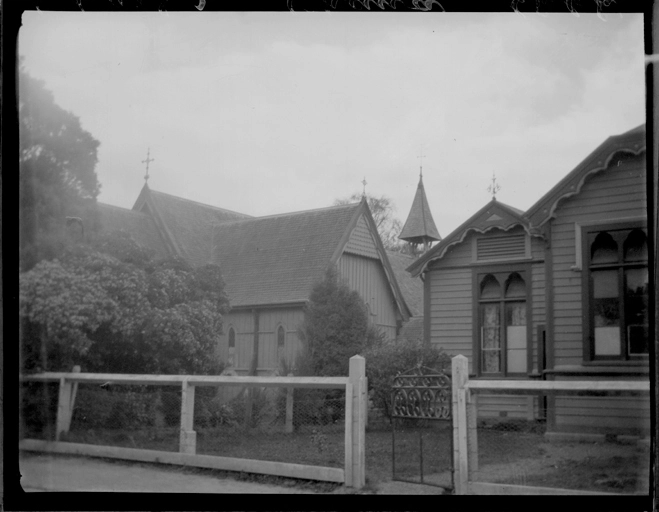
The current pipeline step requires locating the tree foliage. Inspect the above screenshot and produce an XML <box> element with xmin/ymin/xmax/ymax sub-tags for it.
<box><xmin>334</xmin><ymin>193</ymin><xmax>404</xmax><ymax>251</ymax></box>
<box><xmin>362</xmin><ymin>338</ymin><xmax>451</xmax><ymax>419</ymax></box>
<box><xmin>297</xmin><ymin>266</ymin><xmax>384</xmax><ymax>377</ymax></box>
<box><xmin>19</xmin><ymin>230</ymin><xmax>230</xmax><ymax>374</ymax></box>
<box><xmin>19</xmin><ymin>63</ymin><xmax>101</xmax><ymax>270</ymax></box>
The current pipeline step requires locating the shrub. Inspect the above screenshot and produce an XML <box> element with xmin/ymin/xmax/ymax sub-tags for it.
<box><xmin>363</xmin><ymin>338</ymin><xmax>451</xmax><ymax>419</ymax></box>
<box><xmin>297</xmin><ymin>266</ymin><xmax>383</xmax><ymax>377</ymax></box>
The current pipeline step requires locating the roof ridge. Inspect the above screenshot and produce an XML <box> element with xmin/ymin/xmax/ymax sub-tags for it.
<box><xmin>98</xmin><ymin>202</ymin><xmax>151</xmax><ymax>215</ymax></box>
<box><xmin>148</xmin><ymin>188</ymin><xmax>253</xmax><ymax>218</ymax></box>
<box><xmin>212</xmin><ymin>202</ymin><xmax>362</xmax><ymax>225</ymax></box>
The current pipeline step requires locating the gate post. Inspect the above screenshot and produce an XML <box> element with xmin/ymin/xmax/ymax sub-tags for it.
<box><xmin>179</xmin><ymin>380</ymin><xmax>197</xmax><ymax>454</ymax></box>
<box><xmin>451</xmin><ymin>355</ymin><xmax>469</xmax><ymax>495</ymax></box>
<box><xmin>346</xmin><ymin>355</ymin><xmax>366</xmax><ymax>489</ymax></box>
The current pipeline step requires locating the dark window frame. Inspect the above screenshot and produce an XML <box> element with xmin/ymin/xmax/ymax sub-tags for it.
<box><xmin>472</xmin><ymin>263</ymin><xmax>532</xmax><ymax>378</ymax></box>
<box><xmin>582</xmin><ymin>220</ymin><xmax>649</xmax><ymax>363</ymax></box>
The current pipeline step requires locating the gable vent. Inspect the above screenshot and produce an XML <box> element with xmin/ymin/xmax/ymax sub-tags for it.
<box><xmin>477</xmin><ymin>234</ymin><xmax>526</xmax><ymax>261</ymax></box>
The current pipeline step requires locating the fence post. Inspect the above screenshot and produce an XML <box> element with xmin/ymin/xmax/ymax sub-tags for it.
<box><xmin>347</xmin><ymin>355</ymin><xmax>366</xmax><ymax>489</ymax></box>
<box><xmin>452</xmin><ymin>355</ymin><xmax>469</xmax><ymax>495</ymax></box>
<box><xmin>179</xmin><ymin>380</ymin><xmax>196</xmax><ymax>454</ymax></box>
<box><xmin>285</xmin><ymin>373</ymin><xmax>294</xmax><ymax>433</ymax></box>
<box><xmin>55</xmin><ymin>365</ymin><xmax>80</xmax><ymax>440</ymax></box>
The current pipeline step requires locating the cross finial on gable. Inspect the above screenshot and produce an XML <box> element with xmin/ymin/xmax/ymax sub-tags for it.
<box><xmin>417</xmin><ymin>147</ymin><xmax>426</xmax><ymax>178</ymax></box>
<box><xmin>142</xmin><ymin>148</ymin><xmax>155</xmax><ymax>183</ymax></box>
<box><xmin>361</xmin><ymin>177</ymin><xmax>367</xmax><ymax>198</ymax></box>
<box><xmin>487</xmin><ymin>171</ymin><xmax>501</xmax><ymax>200</ymax></box>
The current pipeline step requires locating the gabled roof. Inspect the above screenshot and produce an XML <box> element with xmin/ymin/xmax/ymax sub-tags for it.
<box><xmin>386</xmin><ymin>250</ymin><xmax>423</xmax><ymax>316</ymax></box>
<box><xmin>132</xmin><ymin>185</ymin><xmax>252</xmax><ymax>267</ymax></box>
<box><xmin>96</xmin><ymin>202</ymin><xmax>170</xmax><ymax>260</ymax></box>
<box><xmin>406</xmin><ymin>199</ymin><xmax>530</xmax><ymax>277</ymax></box>
<box><xmin>526</xmin><ymin>124</ymin><xmax>646</xmax><ymax>228</ymax></box>
<box><xmin>211</xmin><ymin>203</ymin><xmax>362</xmax><ymax>307</ymax></box>
<box><xmin>399</xmin><ymin>175</ymin><xmax>441</xmax><ymax>244</ymax></box>
<box><xmin>211</xmin><ymin>200</ymin><xmax>411</xmax><ymax>319</ymax></box>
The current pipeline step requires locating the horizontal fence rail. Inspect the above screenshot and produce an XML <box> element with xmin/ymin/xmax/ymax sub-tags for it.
<box><xmin>466</xmin><ymin>379</ymin><xmax>651</xmax><ymax>395</ymax></box>
<box><xmin>19</xmin><ymin>355</ymin><xmax>367</xmax><ymax>489</ymax></box>
<box><xmin>20</xmin><ymin>373</ymin><xmax>349</xmax><ymax>389</ymax></box>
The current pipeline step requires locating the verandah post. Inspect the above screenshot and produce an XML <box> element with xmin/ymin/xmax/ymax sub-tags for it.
<box><xmin>346</xmin><ymin>355</ymin><xmax>366</xmax><ymax>489</ymax></box>
<box><xmin>452</xmin><ymin>355</ymin><xmax>469</xmax><ymax>495</ymax></box>
<box><xmin>179</xmin><ymin>380</ymin><xmax>196</xmax><ymax>454</ymax></box>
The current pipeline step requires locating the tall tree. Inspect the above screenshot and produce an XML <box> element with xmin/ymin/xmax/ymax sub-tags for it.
<box><xmin>19</xmin><ymin>64</ymin><xmax>101</xmax><ymax>270</ymax></box>
<box><xmin>334</xmin><ymin>193</ymin><xmax>404</xmax><ymax>251</ymax></box>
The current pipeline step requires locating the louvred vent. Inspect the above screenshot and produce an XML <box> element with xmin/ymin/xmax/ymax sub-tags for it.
<box><xmin>477</xmin><ymin>234</ymin><xmax>526</xmax><ymax>260</ymax></box>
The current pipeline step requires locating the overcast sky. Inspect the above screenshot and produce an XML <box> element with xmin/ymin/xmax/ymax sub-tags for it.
<box><xmin>19</xmin><ymin>11</ymin><xmax>645</xmax><ymax>238</ymax></box>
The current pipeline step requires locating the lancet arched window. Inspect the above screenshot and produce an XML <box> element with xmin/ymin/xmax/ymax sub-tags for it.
<box><xmin>477</xmin><ymin>268</ymin><xmax>530</xmax><ymax>376</ymax></box>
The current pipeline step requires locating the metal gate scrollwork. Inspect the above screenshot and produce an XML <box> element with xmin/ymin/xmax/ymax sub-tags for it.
<box><xmin>391</xmin><ymin>365</ymin><xmax>453</xmax><ymax>491</ymax></box>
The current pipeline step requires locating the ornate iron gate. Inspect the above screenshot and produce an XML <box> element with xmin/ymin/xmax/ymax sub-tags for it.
<box><xmin>391</xmin><ymin>365</ymin><xmax>453</xmax><ymax>491</ymax></box>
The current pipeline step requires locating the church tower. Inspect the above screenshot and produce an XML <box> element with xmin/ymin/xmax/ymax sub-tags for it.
<box><xmin>398</xmin><ymin>169</ymin><xmax>441</xmax><ymax>254</ymax></box>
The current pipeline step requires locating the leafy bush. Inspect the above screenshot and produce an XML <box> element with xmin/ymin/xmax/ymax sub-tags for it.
<box><xmin>363</xmin><ymin>338</ymin><xmax>451</xmax><ymax>419</ymax></box>
<box><xmin>19</xmin><ymin>230</ymin><xmax>230</xmax><ymax>374</ymax></box>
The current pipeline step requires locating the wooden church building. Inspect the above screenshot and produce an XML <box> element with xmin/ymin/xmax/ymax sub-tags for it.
<box><xmin>407</xmin><ymin>125</ymin><xmax>649</xmax><ymax>436</ymax></box>
<box><xmin>97</xmin><ymin>187</ymin><xmax>411</xmax><ymax>375</ymax></box>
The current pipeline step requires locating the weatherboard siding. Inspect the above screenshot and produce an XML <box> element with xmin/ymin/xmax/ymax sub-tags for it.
<box><xmin>220</xmin><ymin>308</ymin><xmax>304</xmax><ymax>372</ymax></box>
<box><xmin>550</xmin><ymin>156</ymin><xmax>646</xmax><ymax>368</ymax></box>
<box><xmin>426</xmin><ymin>267</ymin><xmax>473</xmax><ymax>371</ymax></box>
<box><xmin>338</xmin><ymin>252</ymin><xmax>398</xmax><ymax>340</ymax></box>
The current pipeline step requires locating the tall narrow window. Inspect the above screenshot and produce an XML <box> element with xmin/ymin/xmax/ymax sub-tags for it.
<box><xmin>277</xmin><ymin>325</ymin><xmax>286</xmax><ymax>363</ymax></box>
<box><xmin>477</xmin><ymin>270</ymin><xmax>529</xmax><ymax>376</ymax></box>
<box><xmin>585</xmin><ymin>225</ymin><xmax>648</xmax><ymax>360</ymax></box>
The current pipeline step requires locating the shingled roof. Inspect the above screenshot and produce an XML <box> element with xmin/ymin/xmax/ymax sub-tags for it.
<box><xmin>399</xmin><ymin>174</ymin><xmax>441</xmax><ymax>245</ymax></box>
<box><xmin>96</xmin><ymin>202</ymin><xmax>170</xmax><ymax>260</ymax></box>
<box><xmin>211</xmin><ymin>203</ymin><xmax>364</xmax><ymax>308</ymax></box>
<box><xmin>386</xmin><ymin>250</ymin><xmax>423</xmax><ymax>316</ymax></box>
<box><xmin>132</xmin><ymin>185</ymin><xmax>252</xmax><ymax>267</ymax></box>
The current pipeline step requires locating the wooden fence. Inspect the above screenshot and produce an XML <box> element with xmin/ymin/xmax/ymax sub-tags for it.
<box><xmin>451</xmin><ymin>355</ymin><xmax>651</xmax><ymax>495</ymax></box>
<box><xmin>19</xmin><ymin>355</ymin><xmax>367</xmax><ymax>489</ymax></box>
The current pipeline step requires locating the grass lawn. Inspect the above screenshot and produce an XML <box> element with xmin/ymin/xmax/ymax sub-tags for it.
<box><xmin>42</xmin><ymin>421</ymin><xmax>651</xmax><ymax>494</ymax></box>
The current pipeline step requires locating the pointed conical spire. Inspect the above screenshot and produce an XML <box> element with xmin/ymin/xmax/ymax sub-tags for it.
<box><xmin>399</xmin><ymin>172</ymin><xmax>441</xmax><ymax>252</ymax></box>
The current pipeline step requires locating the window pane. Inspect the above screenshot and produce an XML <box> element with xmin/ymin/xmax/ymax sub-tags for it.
<box><xmin>506</xmin><ymin>303</ymin><xmax>527</xmax><ymax>373</ymax></box>
<box><xmin>626</xmin><ymin>268</ymin><xmax>649</xmax><ymax>355</ymax></box>
<box><xmin>628</xmin><ymin>326</ymin><xmax>649</xmax><ymax>355</ymax></box>
<box><xmin>623</xmin><ymin>230</ymin><xmax>648</xmax><ymax>262</ymax></box>
<box><xmin>595</xmin><ymin>326</ymin><xmax>621</xmax><ymax>356</ymax></box>
<box><xmin>592</xmin><ymin>270</ymin><xmax>618</xmax><ymax>298</ymax></box>
<box><xmin>591</xmin><ymin>232</ymin><xmax>618</xmax><ymax>264</ymax></box>
<box><xmin>481</xmin><ymin>304</ymin><xmax>500</xmax><ymax>372</ymax></box>
<box><xmin>277</xmin><ymin>326</ymin><xmax>286</xmax><ymax>348</ymax></box>
<box><xmin>505</xmin><ymin>273</ymin><xmax>526</xmax><ymax>298</ymax></box>
<box><xmin>480</xmin><ymin>275</ymin><xmax>501</xmax><ymax>299</ymax></box>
